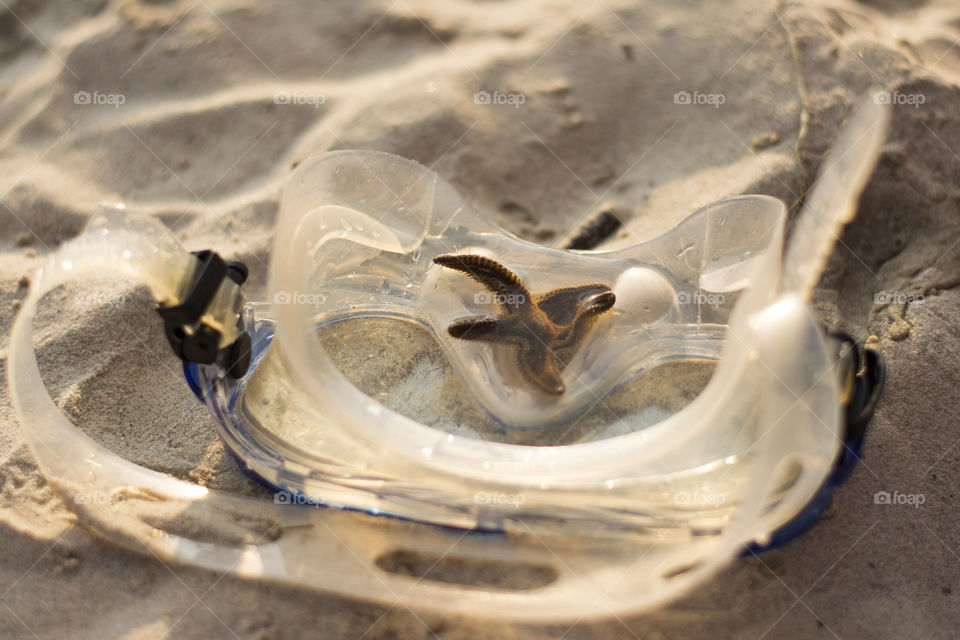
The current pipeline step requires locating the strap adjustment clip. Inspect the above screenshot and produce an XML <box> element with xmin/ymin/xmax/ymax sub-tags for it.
<box><xmin>157</xmin><ymin>250</ymin><xmax>251</xmax><ymax>377</ymax></box>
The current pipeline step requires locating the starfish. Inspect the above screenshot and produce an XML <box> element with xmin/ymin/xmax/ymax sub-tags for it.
<box><xmin>432</xmin><ymin>253</ymin><xmax>616</xmax><ymax>395</ymax></box>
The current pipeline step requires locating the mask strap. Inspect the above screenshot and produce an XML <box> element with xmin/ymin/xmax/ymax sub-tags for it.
<box><xmin>8</xmin><ymin>210</ymin><xmax>249</xmax><ymax>481</ymax></box>
<box><xmin>829</xmin><ymin>330</ymin><xmax>885</xmax><ymax>469</ymax></box>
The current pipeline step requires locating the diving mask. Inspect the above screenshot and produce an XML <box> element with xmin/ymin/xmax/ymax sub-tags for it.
<box><xmin>8</xmin><ymin>100</ymin><xmax>888</xmax><ymax>620</ymax></box>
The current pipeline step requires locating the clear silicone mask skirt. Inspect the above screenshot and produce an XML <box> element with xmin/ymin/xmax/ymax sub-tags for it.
<box><xmin>8</xmin><ymin>101</ymin><xmax>889</xmax><ymax>620</ymax></box>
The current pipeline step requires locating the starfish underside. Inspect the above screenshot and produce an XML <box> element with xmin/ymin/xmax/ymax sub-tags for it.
<box><xmin>433</xmin><ymin>253</ymin><xmax>615</xmax><ymax>395</ymax></box>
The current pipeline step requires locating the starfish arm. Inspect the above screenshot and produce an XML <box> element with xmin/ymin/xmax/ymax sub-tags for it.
<box><xmin>517</xmin><ymin>340</ymin><xmax>566</xmax><ymax>395</ymax></box>
<box><xmin>447</xmin><ymin>315</ymin><xmax>527</xmax><ymax>345</ymax></box>
<box><xmin>554</xmin><ymin>314</ymin><xmax>600</xmax><ymax>350</ymax></box>
<box><xmin>554</xmin><ymin>290</ymin><xmax>616</xmax><ymax>350</ymax></box>
<box><xmin>536</xmin><ymin>284</ymin><xmax>615</xmax><ymax>327</ymax></box>
<box><xmin>433</xmin><ymin>253</ymin><xmax>532</xmax><ymax>309</ymax></box>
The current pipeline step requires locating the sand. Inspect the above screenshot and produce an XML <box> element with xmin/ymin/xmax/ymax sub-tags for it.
<box><xmin>1</xmin><ymin>0</ymin><xmax>959</xmax><ymax>637</ymax></box>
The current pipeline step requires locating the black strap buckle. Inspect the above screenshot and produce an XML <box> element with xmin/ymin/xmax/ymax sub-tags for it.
<box><xmin>157</xmin><ymin>250</ymin><xmax>251</xmax><ymax>378</ymax></box>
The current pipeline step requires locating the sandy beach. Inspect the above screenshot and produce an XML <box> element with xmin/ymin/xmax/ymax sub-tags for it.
<box><xmin>1</xmin><ymin>0</ymin><xmax>959</xmax><ymax>637</ymax></box>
